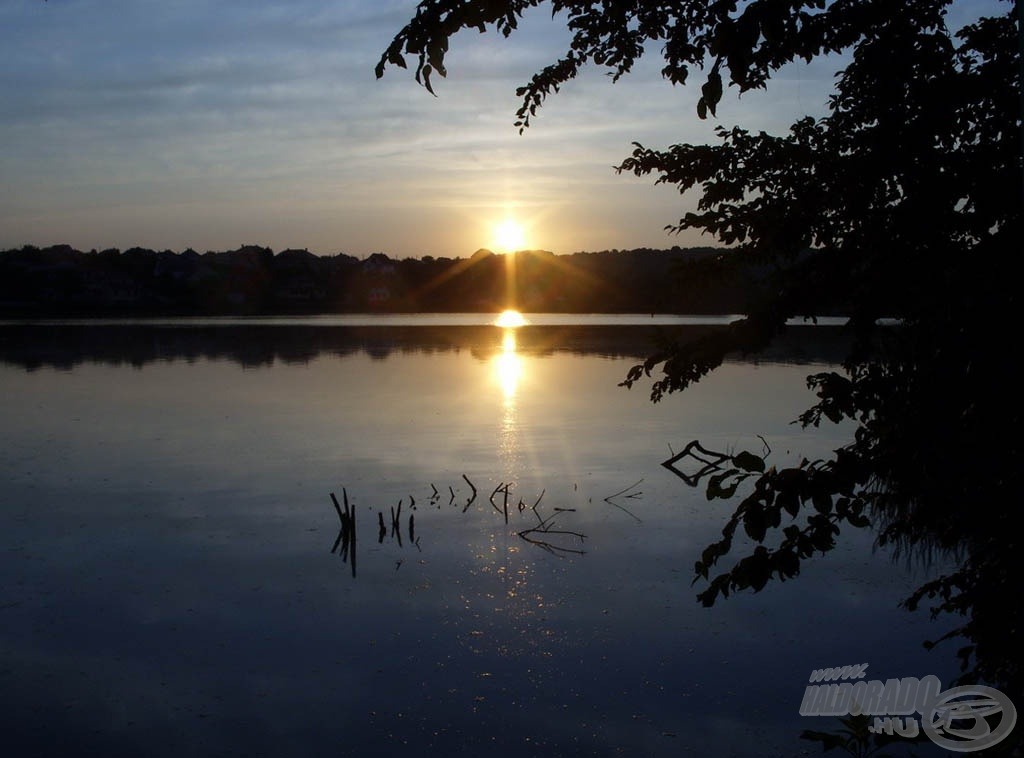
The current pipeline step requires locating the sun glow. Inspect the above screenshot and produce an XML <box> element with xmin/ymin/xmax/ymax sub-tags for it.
<box><xmin>494</xmin><ymin>309</ymin><xmax>527</xmax><ymax>328</ymax></box>
<box><xmin>492</xmin><ymin>219</ymin><xmax>527</xmax><ymax>253</ymax></box>
<box><xmin>495</xmin><ymin>330</ymin><xmax>523</xmax><ymax>399</ymax></box>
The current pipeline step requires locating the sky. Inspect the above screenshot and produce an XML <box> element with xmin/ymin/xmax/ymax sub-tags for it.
<box><xmin>0</xmin><ymin>0</ymin><xmax>998</xmax><ymax>259</ymax></box>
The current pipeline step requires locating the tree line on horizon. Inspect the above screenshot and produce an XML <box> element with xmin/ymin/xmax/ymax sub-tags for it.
<box><xmin>0</xmin><ymin>242</ymin><xmax>810</xmax><ymax>315</ymax></box>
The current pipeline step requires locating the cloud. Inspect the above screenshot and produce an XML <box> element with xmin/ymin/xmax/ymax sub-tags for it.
<box><xmin>3</xmin><ymin>1</ymin><xmax>1002</xmax><ymax>256</ymax></box>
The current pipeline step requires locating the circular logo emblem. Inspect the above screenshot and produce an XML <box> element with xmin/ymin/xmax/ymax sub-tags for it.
<box><xmin>922</xmin><ymin>685</ymin><xmax>1017</xmax><ymax>752</ymax></box>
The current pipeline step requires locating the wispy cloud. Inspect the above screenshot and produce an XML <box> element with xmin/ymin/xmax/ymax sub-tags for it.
<box><xmin>1</xmin><ymin>1</ymin><xmax>1001</xmax><ymax>256</ymax></box>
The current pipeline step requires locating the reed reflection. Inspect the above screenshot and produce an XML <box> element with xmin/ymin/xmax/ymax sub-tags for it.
<box><xmin>325</xmin><ymin>476</ymin><xmax>587</xmax><ymax>580</ymax></box>
<box><xmin>329</xmin><ymin>490</ymin><xmax>357</xmax><ymax>578</ymax></box>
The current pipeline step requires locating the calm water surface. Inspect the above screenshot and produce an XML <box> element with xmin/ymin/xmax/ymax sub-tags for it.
<box><xmin>0</xmin><ymin>316</ymin><xmax>957</xmax><ymax>756</ymax></box>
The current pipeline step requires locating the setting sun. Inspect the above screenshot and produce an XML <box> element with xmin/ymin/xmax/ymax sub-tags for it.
<box><xmin>492</xmin><ymin>219</ymin><xmax>527</xmax><ymax>253</ymax></box>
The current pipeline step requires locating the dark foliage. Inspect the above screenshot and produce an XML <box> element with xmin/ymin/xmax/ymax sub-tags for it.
<box><xmin>0</xmin><ymin>244</ymin><xmax>751</xmax><ymax>315</ymax></box>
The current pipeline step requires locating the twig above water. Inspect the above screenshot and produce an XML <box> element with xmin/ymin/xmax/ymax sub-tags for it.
<box><xmin>603</xmin><ymin>479</ymin><xmax>643</xmax><ymax>523</ymax></box>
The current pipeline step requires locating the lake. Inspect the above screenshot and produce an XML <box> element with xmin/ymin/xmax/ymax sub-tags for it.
<box><xmin>0</xmin><ymin>315</ymin><xmax>959</xmax><ymax>756</ymax></box>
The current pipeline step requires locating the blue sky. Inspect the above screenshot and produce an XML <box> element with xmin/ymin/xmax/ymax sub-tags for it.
<box><xmin>0</xmin><ymin>0</ymin><xmax>998</xmax><ymax>258</ymax></box>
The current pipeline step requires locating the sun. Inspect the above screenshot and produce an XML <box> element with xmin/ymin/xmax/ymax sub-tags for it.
<box><xmin>492</xmin><ymin>219</ymin><xmax>527</xmax><ymax>253</ymax></box>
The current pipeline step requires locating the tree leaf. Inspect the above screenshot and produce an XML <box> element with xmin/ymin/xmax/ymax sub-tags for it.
<box><xmin>733</xmin><ymin>450</ymin><xmax>765</xmax><ymax>472</ymax></box>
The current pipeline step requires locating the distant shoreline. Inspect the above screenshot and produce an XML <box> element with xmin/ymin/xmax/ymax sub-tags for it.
<box><xmin>0</xmin><ymin>313</ymin><xmax>856</xmax><ymax>327</ymax></box>
<box><xmin>1</xmin><ymin>244</ymin><xmax>849</xmax><ymax>318</ymax></box>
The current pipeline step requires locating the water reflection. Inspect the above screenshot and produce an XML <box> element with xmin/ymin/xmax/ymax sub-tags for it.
<box><xmin>494</xmin><ymin>329</ymin><xmax>523</xmax><ymax>401</ymax></box>
<box><xmin>0</xmin><ymin>321</ymin><xmax>851</xmax><ymax>371</ymax></box>
<box><xmin>494</xmin><ymin>326</ymin><xmax>525</xmax><ymax>486</ymax></box>
<box><xmin>329</xmin><ymin>490</ymin><xmax>357</xmax><ymax>577</ymax></box>
<box><xmin>0</xmin><ymin>321</ymin><xmax>959</xmax><ymax>757</ymax></box>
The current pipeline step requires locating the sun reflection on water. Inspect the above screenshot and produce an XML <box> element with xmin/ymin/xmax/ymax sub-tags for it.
<box><xmin>493</xmin><ymin>309</ymin><xmax>528</xmax><ymax>328</ymax></box>
<box><xmin>492</xmin><ymin>310</ymin><xmax>527</xmax><ymax>402</ymax></box>
<box><xmin>492</xmin><ymin>316</ymin><xmax>527</xmax><ymax>487</ymax></box>
<box><xmin>495</xmin><ymin>330</ymin><xmax>523</xmax><ymax>400</ymax></box>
